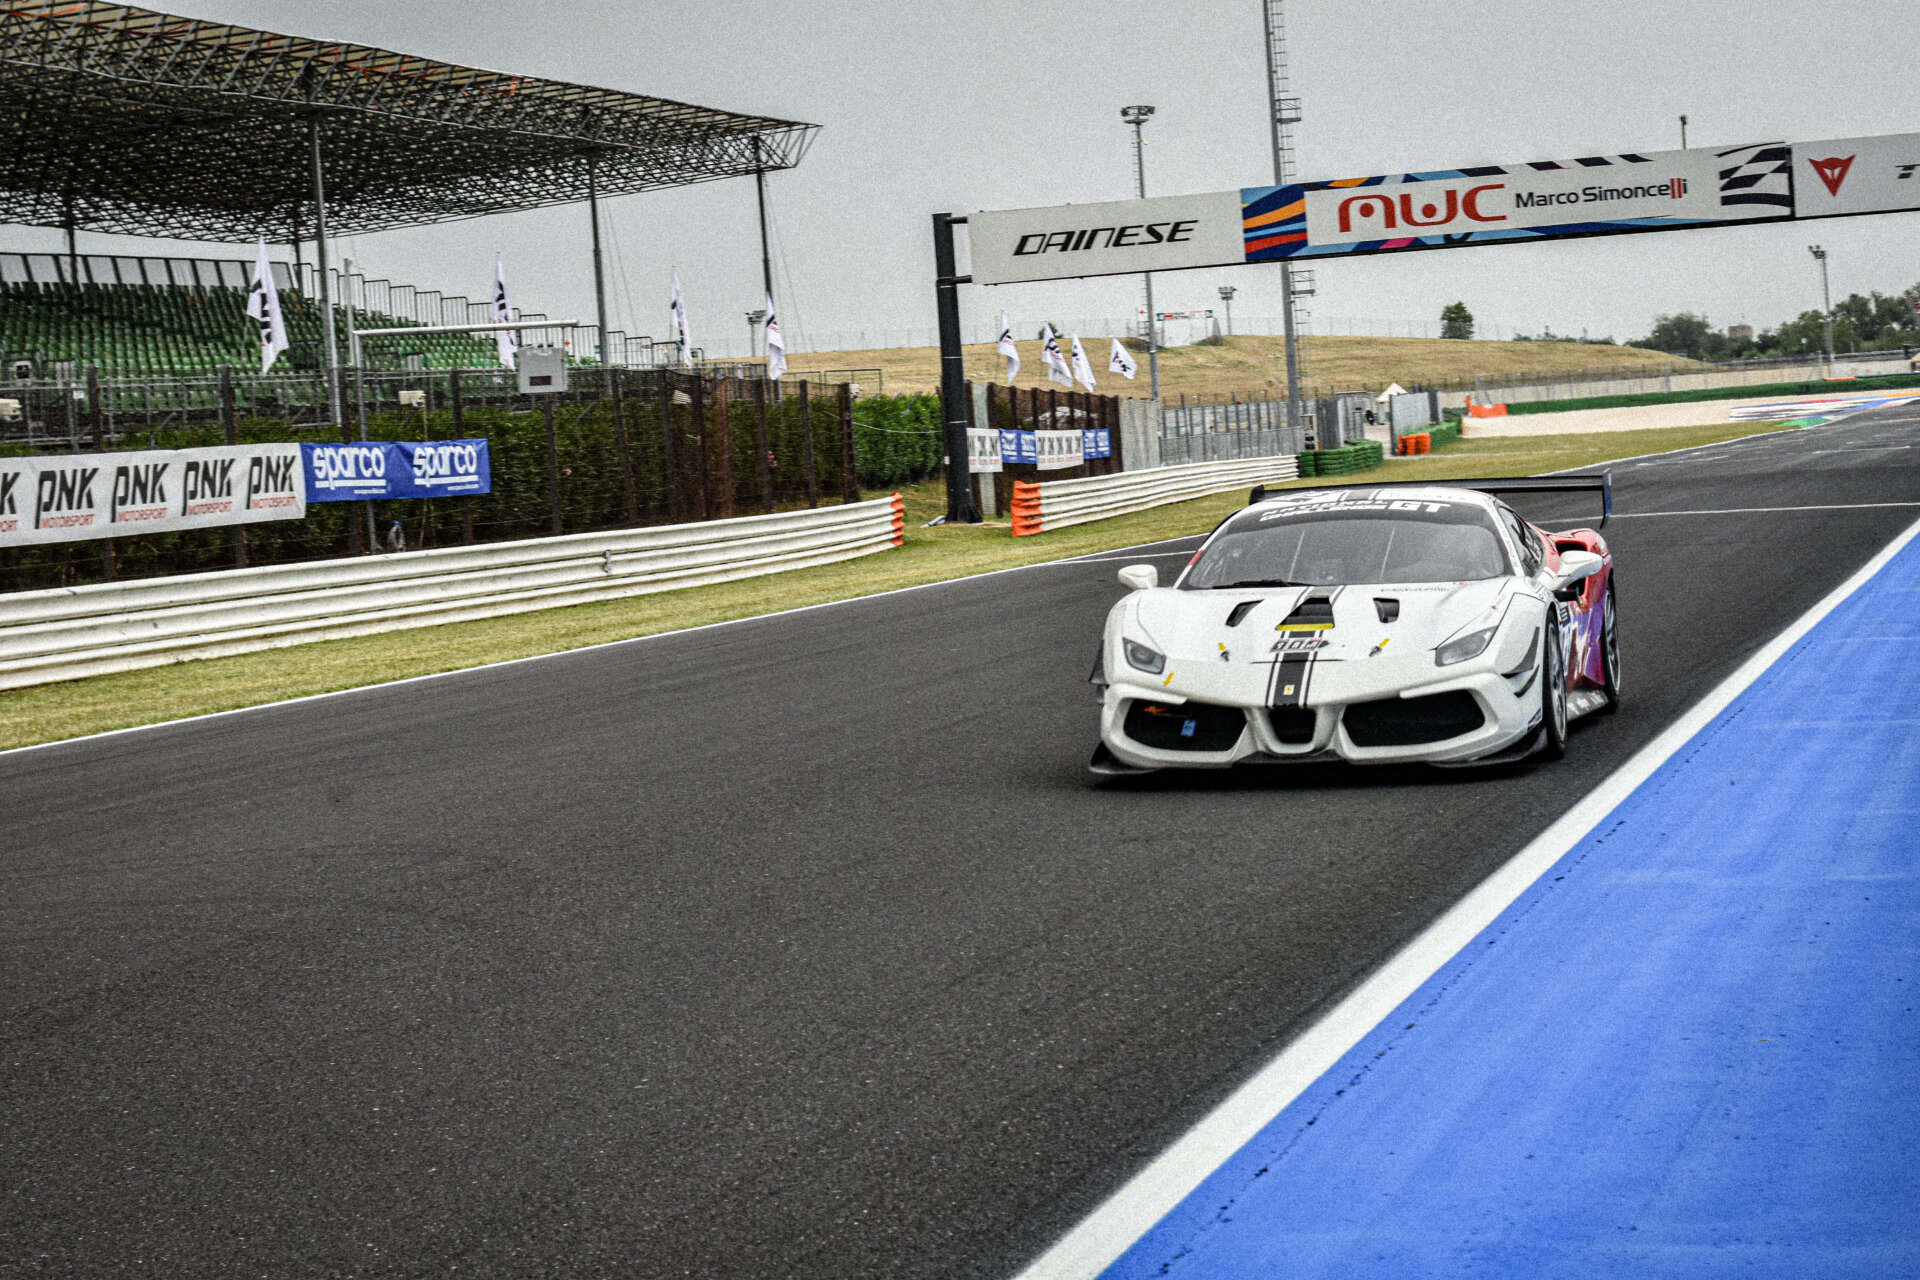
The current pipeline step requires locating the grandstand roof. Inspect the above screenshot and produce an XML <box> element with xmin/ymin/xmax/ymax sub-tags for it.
<box><xmin>0</xmin><ymin>2</ymin><xmax>819</xmax><ymax>241</ymax></box>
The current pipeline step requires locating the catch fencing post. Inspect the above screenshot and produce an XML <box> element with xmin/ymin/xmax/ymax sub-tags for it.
<box><xmin>451</xmin><ymin>368</ymin><xmax>473</xmax><ymax>544</ymax></box>
<box><xmin>711</xmin><ymin>379</ymin><xmax>736</xmax><ymax>519</ymax></box>
<box><xmin>338</xmin><ymin>368</ymin><xmax>362</xmax><ymax>554</ymax></box>
<box><xmin>611</xmin><ymin>367</ymin><xmax>638</xmax><ymax>525</ymax></box>
<box><xmin>220</xmin><ymin>363</ymin><xmax>246</xmax><ymax>566</ymax></box>
<box><xmin>839</xmin><ymin>382</ymin><xmax>860</xmax><ymax>503</ymax></box>
<box><xmin>690</xmin><ymin>375</ymin><xmax>710</xmax><ymax>519</ymax></box>
<box><xmin>89</xmin><ymin>362</ymin><xmax>113</xmax><ymax>580</ymax></box>
<box><xmin>755</xmin><ymin>376</ymin><xmax>774</xmax><ymax>514</ymax></box>
<box><xmin>931</xmin><ymin>212</ymin><xmax>980</xmax><ymax>522</ymax></box>
<box><xmin>543</xmin><ymin>394</ymin><xmax>562</xmax><ymax>535</ymax></box>
<box><xmin>799</xmin><ymin>379</ymin><xmax>818</xmax><ymax>508</ymax></box>
<box><xmin>659</xmin><ymin>371</ymin><xmax>679</xmax><ymax>522</ymax></box>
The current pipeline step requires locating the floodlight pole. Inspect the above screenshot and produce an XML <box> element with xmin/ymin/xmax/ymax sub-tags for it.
<box><xmin>1219</xmin><ymin>285</ymin><xmax>1237</xmax><ymax>336</ymax></box>
<box><xmin>1810</xmin><ymin>244</ymin><xmax>1834</xmax><ymax>373</ymax></box>
<box><xmin>588</xmin><ymin>153</ymin><xmax>612</xmax><ymax>369</ymax></box>
<box><xmin>1262</xmin><ymin>0</ymin><xmax>1307</xmax><ymax>444</ymax></box>
<box><xmin>932</xmin><ymin>212</ymin><xmax>981</xmax><ymax>524</ymax></box>
<box><xmin>754</xmin><ymin>137</ymin><xmax>776</xmax><ymax>304</ymax></box>
<box><xmin>1122</xmin><ymin>106</ymin><xmax>1160</xmax><ymax>401</ymax></box>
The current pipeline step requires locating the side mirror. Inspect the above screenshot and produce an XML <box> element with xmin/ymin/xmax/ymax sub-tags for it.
<box><xmin>1249</xmin><ymin>484</ymin><xmax>1267</xmax><ymax>505</ymax></box>
<box><xmin>1117</xmin><ymin>564</ymin><xmax>1158</xmax><ymax>591</ymax></box>
<box><xmin>1549</xmin><ymin>549</ymin><xmax>1603</xmax><ymax>598</ymax></box>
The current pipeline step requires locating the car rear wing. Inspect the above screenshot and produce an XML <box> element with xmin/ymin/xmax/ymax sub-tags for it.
<box><xmin>1249</xmin><ymin>470</ymin><xmax>1612</xmax><ymax>529</ymax></box>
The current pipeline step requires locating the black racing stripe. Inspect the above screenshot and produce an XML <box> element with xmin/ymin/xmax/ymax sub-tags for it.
<box><xmin>1270</xmin><ymin>654</ymin><xmax>1314</xmax><ymax>708</ymax></box>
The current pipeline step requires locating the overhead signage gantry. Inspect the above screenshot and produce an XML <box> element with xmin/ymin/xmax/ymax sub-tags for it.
<box><xmin>931</xmin><ymin>130</ymin><xmax>1920</xmax><ymax>522</ymax></box>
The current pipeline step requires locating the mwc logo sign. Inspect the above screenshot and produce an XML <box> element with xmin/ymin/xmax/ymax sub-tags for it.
<box><xmin>1334</xmin><ymin>185</ymin><xmax>1508</xmax><ymax>233</ymax></box>
<box><xmin>1808</xmin><ymin>155</ymin><xmax>1855</xmax><ymax>197</ymax></box>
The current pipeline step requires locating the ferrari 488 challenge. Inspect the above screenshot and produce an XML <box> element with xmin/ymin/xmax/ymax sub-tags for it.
<box><xmin>1091</xmin><ymin>475</ymin><xmax>1618</xmax><ymax>773</ymax></box>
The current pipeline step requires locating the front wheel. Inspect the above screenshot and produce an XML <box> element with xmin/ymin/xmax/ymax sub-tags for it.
<box><xmin>1538</xmin><ymin>614</ymin><xmax>1569</xmax><ymax>760</ymax></box>
<box><xmin>1596</xmin><ymin>584</ymin><xmax>1622</xmax><ymax>714</ymax></box>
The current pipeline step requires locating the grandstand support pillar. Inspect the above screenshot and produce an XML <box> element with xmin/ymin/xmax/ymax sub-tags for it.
<box><xmin>931</xmin><ymin>212</ymin><xmax>980</xmax><ymax>523</ymax></box>
<box><xmin>587</xmin><ymin>153</ymin><xmax>613</xmax><ymax>378</ymax></box>
<box><xmin>220</xmin><ymin>364</ymin><xmax>246</xmax><ymax>567</ymax></box>
<box><xmin>451</xmin><ymin>369</ymin><xmax>474</xmax><ymax>544</ymax></box>
<box><xmin>307</xmin><ymin>110</ymin><xmax>341</xmax><ymax>432</ymax></box>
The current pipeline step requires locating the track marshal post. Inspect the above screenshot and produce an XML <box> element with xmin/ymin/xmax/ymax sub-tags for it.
<box><xmin>933</xmin><ymin>213</ymin><xmax>981</xmax><ymax>524</ymax></box>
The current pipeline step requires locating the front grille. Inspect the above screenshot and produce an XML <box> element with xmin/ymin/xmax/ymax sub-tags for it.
<box><xmin>1343</xmin><ymin>690</ymin><xmax>1486</xmax><ymax>747</ymax></box>
<box><xmin>1266</xmin><ymin>706</ymin><xmax>1317</xmax><ymax>744</ymax></box>
<box><xmin>1123</xmin><ymin>700</ymin><xmax>1247</xmax><ymax>751</ymax></box>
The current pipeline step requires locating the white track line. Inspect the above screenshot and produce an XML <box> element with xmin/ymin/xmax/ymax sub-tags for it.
<box><xmin>1014</xmin><ymin>512</ymin><xmax>1920</xmax><ymax>1280</ymax></box>
<box><xmin>0</xmin><ymin>531</ymin><xmax>1212</xmax><ymax>759</ymax></box>
<box><xmin>1609</xmin><ymin>500</ymin><xmax>1920</xmax><ymax>518</ymax></box>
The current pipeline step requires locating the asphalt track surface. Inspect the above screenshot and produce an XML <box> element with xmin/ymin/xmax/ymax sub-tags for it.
<box><xmin>4</xmin><ymin>405</ymin><xmax>1919</xmax><ymax>1278</ymax></box>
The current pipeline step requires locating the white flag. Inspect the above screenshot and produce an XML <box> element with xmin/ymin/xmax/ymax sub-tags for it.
<box><xmin>763</xmin><ymin>292</ymin><xmax>786</xmax><ymax>382</ymax></box>
<box><xmin>490</xmin><ymin>255</ymin><xmax>517</xmax><ymax>368</ymax></box>
<box><xmin>1109</xmin><ymin>337</ymin><xmax>1138</xmax><ymax>380</ymax></box>
<box><xmin>1070</xmin><ymin>334</ymin><xmax>1097</xmax><ymax>390</ymax></box>
<box><xmin>996</xmin><ymin>312</ymin><xmax>1021</xmax><ymax>384</ymax></box>
<box><xmin>670</xmin><ymin>270</ymin><xmax>692</xmax><ymax>366</ymax></box>
<box><xmin>245</xmin><ymin>237</ymin><xmax>288</xmax><ymax>374</ymax></box>
<box><xmin>1040</xmin><ymin>323</ymin><xmax>1074</xmax><ymax>388</ymax></box>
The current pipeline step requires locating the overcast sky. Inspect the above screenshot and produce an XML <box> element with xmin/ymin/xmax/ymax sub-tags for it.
<box><xmin>9</xmin><ymin>0</ymin><xmax>1919</xmax><ymax>356</ymax></box>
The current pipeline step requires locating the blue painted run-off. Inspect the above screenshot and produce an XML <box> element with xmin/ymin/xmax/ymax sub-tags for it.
<box><xmin>1106</xmin><ymin>538</ymin><xmax>1920</xmax><ymax>1279</ymax></box>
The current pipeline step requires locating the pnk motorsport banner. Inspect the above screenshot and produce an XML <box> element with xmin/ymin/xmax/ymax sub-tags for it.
<box><xmin>301</xmin><ymin>439</ymin><xmax>491</xmax><ymax>502</ymax></box>
<box><xmin>0</xmin><ymin>444</ymin><xmax>303</xmax><ymax>547</ymax></box>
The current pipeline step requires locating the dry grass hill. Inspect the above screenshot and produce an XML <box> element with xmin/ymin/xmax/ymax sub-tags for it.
<box><xmin>770</xmin><ymin>334</ymin><xmax>1700</xmax><ymax>399</ymax></box>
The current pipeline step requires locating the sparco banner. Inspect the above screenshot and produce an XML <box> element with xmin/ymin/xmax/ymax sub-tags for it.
<box><xmin>0</xmin><ymin>444</ymin><xmax>304</xmax><ymax>547</ymax></box>
<box><xmin>966</xmin><ymin>131</ymin><xmax>1920</xmax><ymax>284</ymax></box>
<box><xmin>300</xmin><ymin>439</ymin><xmax>491</xmax><ymax>502</ymax></box>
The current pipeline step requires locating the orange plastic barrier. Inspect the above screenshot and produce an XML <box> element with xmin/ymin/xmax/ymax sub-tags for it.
<box><xmin>1397</xmin><ymin>432</ymin><xmax>1432</xmax><ymax>455</ymax></box>
<box><xmin>1010</xmin><ymin>480</ymin><xmax>1044</xmax><ymax>537</ymax></box>
<box><xmin>889</xmin><ymin>492</ymin><xmax>906</xmax><ymax>546</ymax></box>
<box><xmin>1467</xmin><ymin>402</ymin><xmax>1508</xmax><ymax>418</ymax></box>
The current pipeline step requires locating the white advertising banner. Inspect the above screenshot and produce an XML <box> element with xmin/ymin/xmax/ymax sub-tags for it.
<box><xmin>966</xmin><ymin>131</ymin><xmax>1920</xmax><ymax>285</ymax></box>
<box><xmin>966</xmin><ymin>427</ymin><xmax>1003</xmax><ymax>474</ymax></box>
<box><xmin>1791</xmin><ymin>132</ymin><xmax>1920</xmax><ymax>218</ymax></box>
<box><xmin>968</xmin><ymin>191</ymin><xmax>1243</xmax><ymax>286</ymax></box>
<box><xmin>0</xmin><ymin>444</ymin><xmax>305</xmax><ymax>547</ymax></box>
<box><xmin>1299</xmin><ymin>144</ymin><xmax>1777</xmax><ymax>248</ymax></box>
<box><xmin>1035</xmin><ymin>429</ymin><xmax>1085</xmax><ymax>471</ymax></box>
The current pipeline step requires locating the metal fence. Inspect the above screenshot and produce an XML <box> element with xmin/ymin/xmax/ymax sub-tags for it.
<box><xmin>1155</xmin><ymin>391</ymin><xmax>1374</xmax><ymax>466</ymax></box>
<box><xmin>0</xmin><ymin>366</ymin><xmax>877</xmax><ymax>594</ymax></box>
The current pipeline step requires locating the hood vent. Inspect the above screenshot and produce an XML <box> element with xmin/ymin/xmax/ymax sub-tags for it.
<box><xmin>1276</xmin><ymin>588</ymin><xmax>1338</xmax><ymax>633</ymax></box>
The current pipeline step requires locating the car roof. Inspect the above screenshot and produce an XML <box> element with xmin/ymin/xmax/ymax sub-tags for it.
<box><xmin>1249</xmin><ymin>485</ymin><xmax>1502</xmax><ymax>511</ymax></box>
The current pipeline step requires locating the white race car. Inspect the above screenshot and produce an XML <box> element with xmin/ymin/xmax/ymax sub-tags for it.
<box><xmin>1090</xmin><ymin>476</ymin><xmax>1619</xmax><ymax>773</ymax></box>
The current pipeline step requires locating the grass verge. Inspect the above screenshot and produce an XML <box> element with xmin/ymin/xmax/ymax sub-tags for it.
<box><xmin>1</xmin><ymin>418</ymin><xmax>1791</xmax><ymax>751</ymax></box>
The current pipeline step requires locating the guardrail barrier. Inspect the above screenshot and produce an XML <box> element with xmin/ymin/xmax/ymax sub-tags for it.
<box><xmin>1009</xmin><ymin>455</ymin><xmax>1301</xmax><ymax>537</ymax></box>
<box><xmin>0</xmin><ymin>494</ymin><xmax>905</xmax><ymax>690</ymax></box>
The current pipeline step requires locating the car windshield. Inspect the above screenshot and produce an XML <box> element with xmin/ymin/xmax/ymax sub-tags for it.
<box><xmin>1182</xmin><ymin>496</ymin><xmax>1511</xmax><ymax>589</ymax></box>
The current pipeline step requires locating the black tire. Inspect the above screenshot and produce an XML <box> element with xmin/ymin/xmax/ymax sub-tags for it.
<box><xmin>1596</xmin><ymin>583</ymin><xmax>1622</xmax><ymax>715</ymax></box>
<box><xmin>1539</xmin><ymin>613</ymin><xmax>1569</xmax><ymax>760</ymax></box>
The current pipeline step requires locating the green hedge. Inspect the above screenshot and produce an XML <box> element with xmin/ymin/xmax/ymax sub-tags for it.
<box><xmin>1427</xmin><ymin>418</ymin><xmax>1462</xmax><ymax>448</ymax></box>
<box><xmin>1298</xmin><ymin>439</ymin><xmax>1384</xmax><ymax>477</ymax></box>
<box><xmin>1505</xmin><ymin>371</ymin><xmax>1920</xmax><ymax>416</ymax></box>
<box><xmin>850</xmin><ymin>394</ymin><xmax>943</xmax><ymax>488</ymax></box>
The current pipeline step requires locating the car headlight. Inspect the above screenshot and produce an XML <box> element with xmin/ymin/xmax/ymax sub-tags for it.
<box><xmin>1123</xmin><ymin>638</ymin><xmax>1165</xmax><ymax>674</ymax></box>
<box><xmin>1434</xmin><ymin>626</ymin><xmax>1498</xmax><ymax>667</ymax></box>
